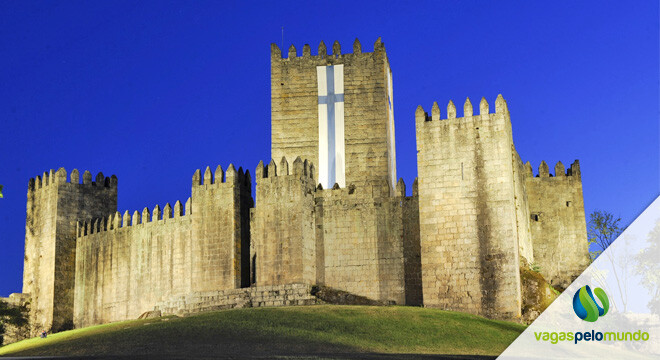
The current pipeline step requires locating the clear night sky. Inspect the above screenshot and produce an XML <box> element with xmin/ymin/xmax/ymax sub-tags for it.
<box><xmin>0</xmin><ymin>1</ymin><xmax>658</xmax><ymax>296</ymax></box>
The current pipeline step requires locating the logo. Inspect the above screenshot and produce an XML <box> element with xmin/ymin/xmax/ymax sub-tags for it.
<box><xmin>572</xmin><ymin>285</ymin><xmax>609</xmax><ymax>322</ymax></box>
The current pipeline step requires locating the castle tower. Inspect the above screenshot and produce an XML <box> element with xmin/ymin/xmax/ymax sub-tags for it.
<box><xmin>415</xmin><ymin>97</ymin><xmax>525</xmax><ymax>320</ymax></box>
<box><xmin>24</xmin><ymin>168</ymin><xmax>117</xmax><ymax>334</ymax></box>
<box><xmin>250</xmin><ymin>157</ymin><xmax>317</xmax><ymax>286</ymax></box>
<box><xmin>191</xmin><ymin>164</ymin><xmax>253</xmax><ymax>290</ymax></box>
<box><xmin>270</xmin><ymin>38</ymin><xmax>397</xmax><ymax>190</ymax></box>
<box><xmin>525</xmin><ymin>160</ymin><xmax>589</xmax><ymax>289</ymax></box>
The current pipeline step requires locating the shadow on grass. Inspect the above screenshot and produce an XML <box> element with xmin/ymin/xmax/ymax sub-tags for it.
<box><xmin>1</xmin><ymin>354</ymin><xmax>496</xmax><ymax>360</ymax></box>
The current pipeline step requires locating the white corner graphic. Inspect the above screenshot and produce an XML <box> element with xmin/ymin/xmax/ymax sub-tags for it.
<box><xmin>498</xmin><ymin>196</ymin><xmax>660</xmax><ymax>359</ymax></box>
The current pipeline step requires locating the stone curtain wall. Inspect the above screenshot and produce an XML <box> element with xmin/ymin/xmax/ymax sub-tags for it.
<box><xmin>250</xmin><ymin>158</ymin><xmax>415</xmax><ymax>305</ymax></box>
<box><xmin>314</xmin><ymin>180</ymin><xmax>406</xmax><ymax>305</ymax></box>
<box><xmin>73</xmin><ymin>165</ymin><xmax>252</xmax><ymax>328</ymax></box>
<box><xmin>415</xmin><ymin>97</ymin><xmax>522</xmax><ymax>320</ymax></box>
<box><xmin>0</xmin><ymin>293</ymin><xmax>30</xmax><ymax>345</ymax></box>
<box><xmin>513</xmin><ymin>153</ymin><xmax>534</xmax><ymax>263</ymax></box>
<box><xmin>270</xmin><ymin>38</ymin><xmax>395</xmax><ymax>187</ymax></box>
<box><xmin>24</xmin><ymin>168</ymin><xmax>117</xmax><ymax>335</ymax></box>
<box><xmin>191</xmin><ymin>165</ymin><xmax>252</xmax><ymax>291</ymax></box>
<box><xmin>402</xmin><ymin>180</ymin><xmax>423</xmax><ymax>306</ymax></box>
<box><xmin>250</xmin><ymin>157</ymin><xmax>317</xmax><ymax>286</ymax></box>
<box><xmin>24</xmin><ymin>171</ymin><xmax>57</xmax><ymax>335</ymax></box>
<box><xmin>525</xmin><ymin>161</ymin><xmax>589</xmax><ymax>289</ymax></box>
<box><xmin>74</xmin><ymin>211</ymin><xmax>192</xmax><ymax>328</ymax></box>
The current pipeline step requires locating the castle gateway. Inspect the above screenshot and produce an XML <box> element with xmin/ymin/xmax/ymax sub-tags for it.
<box><xmin>15</xmin><ymin>38</ymin><xmax>589</xmax><ymax>334</ymax></box>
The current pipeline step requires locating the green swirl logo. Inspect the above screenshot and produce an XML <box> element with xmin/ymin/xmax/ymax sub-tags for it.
<box><xmin>572</xmin><ymin>285</ymin><xmax>609</xmax><ymax>322</ymax></box>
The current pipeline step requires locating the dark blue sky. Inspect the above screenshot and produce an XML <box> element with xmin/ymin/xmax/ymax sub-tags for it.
<box><xmin>0</xmin><ymin>1</ymin><xmax>658</xmax><ymax>295</ymax></box>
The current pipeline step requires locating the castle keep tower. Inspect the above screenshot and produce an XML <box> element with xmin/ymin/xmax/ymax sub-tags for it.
<box><xmin>24</xmin><ymin>168</ymin><xmax>117</xmax><ymax>334</ymax></box>
<box><xmin>271</xmin><ymin>38</ymin><xmax>396</xmax><ymax>189</ymax></box>
<box><xmin>252</xmin><ymin>39</ymin><xmax>415</xmax><ymax>305</ymax></box>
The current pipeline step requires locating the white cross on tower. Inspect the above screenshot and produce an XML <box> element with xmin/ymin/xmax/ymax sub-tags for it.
<box><xmin>317</xmin><ymin>65</ymin><xmax>345</xmax><ymax>189</ymax></box>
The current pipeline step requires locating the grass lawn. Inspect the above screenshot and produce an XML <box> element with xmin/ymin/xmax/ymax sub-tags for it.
<box><xmin>0</xmin><ymin>305</ymin><xmax>525</xmax><ymax>358</ymax></box>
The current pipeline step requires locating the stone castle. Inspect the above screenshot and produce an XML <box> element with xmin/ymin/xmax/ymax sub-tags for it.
<box><xmin>8</xmin><ymin>38</ymin><xmax>589</xmax><ymax>337</ymax></box>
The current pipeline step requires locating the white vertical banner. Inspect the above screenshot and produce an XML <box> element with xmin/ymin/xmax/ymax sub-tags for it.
<box><xmin>387</xmin><ymin>66</ymin><xmax>396</xmax><ymax>189</ymax></box>
<box><xmin>317</xmin><ymin>64</ymin><xmax>345</xmax><ymax>189</ymax></box>
<box><xmin>316</xmin><ymin>66</ymin><xmax>329</xmax><ymax>189</ymax></box>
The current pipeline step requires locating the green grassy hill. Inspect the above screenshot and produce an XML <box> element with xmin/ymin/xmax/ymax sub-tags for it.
<box><xmin>0</xmin><ymin>305</ymin><xmax>525</xmax><ymax>359</ymax></box>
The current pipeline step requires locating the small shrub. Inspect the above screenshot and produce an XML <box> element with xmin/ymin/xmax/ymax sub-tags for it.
<box><xmin>530</xmin><ymin>262</ymin><xmax>541</xmax><ymax>273</ymax></box>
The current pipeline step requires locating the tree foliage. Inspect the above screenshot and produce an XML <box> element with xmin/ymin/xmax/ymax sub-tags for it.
<box><xmin>587</xmin><ymin>210</ymin><xmax>622</xmax><ymax>261</ymax></box>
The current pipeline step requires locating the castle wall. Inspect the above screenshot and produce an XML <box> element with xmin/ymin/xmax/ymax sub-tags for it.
<box><xmin>18</xmin><ymin>40</ymin><xmax>592</xmax><ymax>331</ymax></box>
<box><xmin>314</xmin><ymin>180</ymin><xmax>406</xmax><ymax>304</ymax></box>
<box><xmin>415</xmin><ymin>97</ymin><xmax>522</xmax><ymax>319</ymax></box>
<box><xmin>402</xmin><ymin>180</ymin><xmax>423</xmax><ymax>306</ymax></box>
<box><xmin>513</xmin><ymin>153</ymin><xmax>534</xmax><ymax>262</ymax></box>
<box><xmin>270</xmin><ymin>39</ymin><xmax>395</xmax><ymax>187</ymax></box>
<box><xmin>73</xmin><ymin>165</ymin><xmax>252</xmax><ymax>328</ymax></box>
<box><xmin>525</xmin><ymin>161</ymin><xmax>589</xmax><ymax>289</ymax></box>
<box><xmin>0</xmin><ymin>293</ymin><xmax>30</xmax><ymax>345</ymax></box>
<box><xmin>24</xmin><ymin>171</ymin><xmax>57</xmax><ymax>334</ymax></box>
<box><xmin>250</xmin><ymin>157</ymin><xmax>412</xmax><ymax>305</ymax></box>
<box><xmin>24</xmin><ymin>168</ymin><xmax>116</xmax><ymax>334</ymax></box>
<box><xmin>74</xmin><ymin>208</ymin><xmax>191</xmax><ymax>328</ymax></box>
<box><xmin>191</xmin><ymin>165</ymin><xmax>252</xmax><ymax>291</ymax></box>
<box><xmin>250</xmin><ymin>158</ymin><xmax>317</xmax><ymax>286</ymax></box>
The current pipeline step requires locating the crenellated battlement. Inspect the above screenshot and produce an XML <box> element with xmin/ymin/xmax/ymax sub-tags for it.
<box><xmin>255</xmin><ymin>157</ymin><xmax>315</xmax><ymax>181</ymax></box>
<box><xmin>524</xmin><ymin>160</ymin><xmax>581</xmax><ymax>179</ymax></box>
<box><xmin>271</xmin><ymin>37</ymin><xmax>386</xmax><ymax>61</ymax></box>
<box><xmin>191</xmin><ymin>164</ymin><xmax>250</xmax><ymax>188</ymax></box>
<box><xmin>315</xmin><ymin>182</ymin><xmax>356</xmax><ymax>197</ymax></box>
<box><xmin>313</xmin><ymin>176</ymin><xmax>419</xmax><ymax>200</ymax></box>
<box><xmin>76</xmin><ymin>198</ymin><xmax>191</xmax><ymax>239</ymax></box>
<box><xmin>28</xmin><ymin>167</ymin><xmax>117</xmax><ymax>192</ymax></box>
<box><xmin>415</xmin><ymin>95</ymin><xmax>509</xmax><ymax>124</ymax></box>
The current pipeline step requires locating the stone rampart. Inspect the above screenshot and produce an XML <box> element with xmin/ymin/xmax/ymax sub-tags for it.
<box><xmin>250</xmin><ymin>157</ymin><xmax>317</xmax><ymax>286</ymax></box>
<box><xmin>191</xmin><ymin>164</ymin><xmax>252</xmax><ymax>291</ymax></box>
<box><xmin>24</xmin><ymin>168</ymin><xmax>117</xmax><ymax>334</ymax></box>
<box><xmin>513</xmin><ymin>153</ymin><xmax>534</xmax><ymax>262</ymax></box>
<box><xmin>402</xmin><ymin>179</ymin><xmax>423</xmax><ymax>306</ymax></box>
<box><xmin>73</xmin><ymin>164</ymin><xmax>252</xmax><ymax>328</ymax></box>
<box><xmin>415</xmin><ymin>96</ymin><xmax>522</xmax><ymax>319</ymax></box>
<box><xmin>0</xmin><ymin>293</ymin><xmax>30</xmax><ymax>345</ymax></box>
<box><xmin>524</xmin><ymin>160</ymin><xmax>589</xmax><ymax>289</ymax></box>
<box><xmin>74</xmin><ymin>202</ymin><xmax>192</xmax><ymax>328</ymax></box>
<box><xmin>314</xmin><ymin>179</ymin><xmax>406</xmax><ymax>305</ymax></box>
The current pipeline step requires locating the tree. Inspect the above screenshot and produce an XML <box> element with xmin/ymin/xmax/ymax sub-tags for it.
<box><xmin>0</xmin><ymin>184</ymin><xmax>3</xmax><ymax>198</ymax></box>
<box><xmin>0</xmin><ymin>299</ymin><xmax>28</xmax><ymax>344</ymax></box>
<box><xmin>588</xmin><ymin>210</ymin><xmax>630</xmax><ymax>312</ymax></box>
<box><xmin>588</xmin><ymin>210</ymin><xmax>622</xmax><ymax>261</ymax></box>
